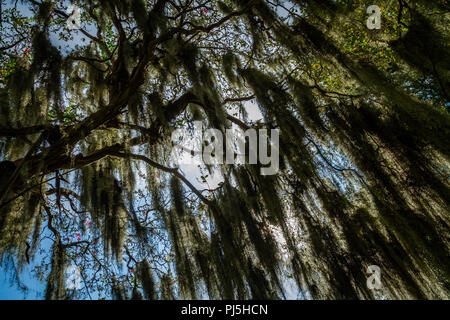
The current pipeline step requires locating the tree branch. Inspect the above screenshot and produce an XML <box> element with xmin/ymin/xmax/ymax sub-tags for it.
<box><xmin>110</xmin><ymin>151</ymin><xmax>214</xmax><ymax>206</ymax></box>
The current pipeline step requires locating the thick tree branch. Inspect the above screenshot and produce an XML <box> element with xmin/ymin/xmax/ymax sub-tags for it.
<box><xmin>0</xmin><ymin>124</ymin><xmax>50</xmax><ymax>137</ymax></box>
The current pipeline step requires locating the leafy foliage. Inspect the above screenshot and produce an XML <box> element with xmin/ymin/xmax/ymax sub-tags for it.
<box><xmin>0</xmin><ymin>0</ymin><xmax>449</xmax><ymax>300</ymax></box>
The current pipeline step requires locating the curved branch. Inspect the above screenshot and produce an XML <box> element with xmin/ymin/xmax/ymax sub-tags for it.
<box><xmin>109</xmin><ymin>151</ymin><xmax>214</xmax><ymax>206</ymax></box>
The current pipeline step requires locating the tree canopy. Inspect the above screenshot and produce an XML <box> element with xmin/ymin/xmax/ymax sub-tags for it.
<box><xmin>0</xmin><ymin>0</ymin><xmax>449</xmax><ymax>300</ymax></box>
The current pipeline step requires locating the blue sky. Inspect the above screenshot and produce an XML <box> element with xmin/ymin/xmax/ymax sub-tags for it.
<box><xmin>0</xmin><ymin>263</ymin><xmax>45</xmax><ymax>300</ymax></box>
